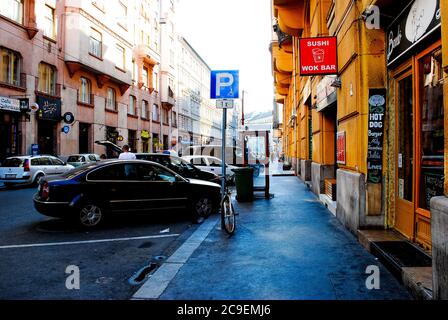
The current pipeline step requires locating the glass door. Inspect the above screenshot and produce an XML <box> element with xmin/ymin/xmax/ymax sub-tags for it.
<box><xmin>415</xmin><ymin>44</ymin><xmax>444</xmax><ymax>249</ymax></box>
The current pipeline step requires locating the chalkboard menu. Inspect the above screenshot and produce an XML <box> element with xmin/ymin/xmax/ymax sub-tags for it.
<box><xmin>367</xmin><ymin>89</ymin><xmax>386</xmax><ymax>183</ymax></box>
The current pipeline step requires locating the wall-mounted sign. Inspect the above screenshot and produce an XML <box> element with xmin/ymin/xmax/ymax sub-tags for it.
<box><xmin>367</xmin><ymin>89</ymin><xmax>386</xmax><ymax>183</ymax></box>
<box><xmin>19</xmin><ymin>98</ymin><xmax>30</xmax><ymax>112</ymax></box>
<box><xmin>62</xmin><ymin>125</ymin><xmax>70</xmax><ymax>134</ymax></box>
<box><xmin>117</xmin><ymin>135</ymin><xmax>124</xmax><ymax>142</ymax></box>
<box><xmin>141</xmin><ymin>130</ymin><xmax>150</xmax><ymax>139</ymax></box>
<box><xmin>299</xmin><ymin>37</ymin><xmax>338</xmax><ymax>76</ymax></box>
<box><xmin>0</xmin><ymin>96</ymin><xmax>20</xmax><ymax>112</ymax></box>
<box><xmin>62</xmin><ymin>112</ymin><xmax>75</xmax><ymax>124</ymax></box>
<box><xmin>336</xmin><ymin>131</ymin><xmax>346</xmax><ymax>165</ymax></box>
<box><xmin>36</xmin><ymin>95</ymin><xmax>61</xmax><ymax>121</ymax></box>
<box><xmin>387</xmin><ymin>0</ymin><xmax>441</xmax><ymax>66</ymax></box>
<box><xmin>31</xmin><ymin>144</ymin><xmax>39</xmax><ymax>156</ymax></box>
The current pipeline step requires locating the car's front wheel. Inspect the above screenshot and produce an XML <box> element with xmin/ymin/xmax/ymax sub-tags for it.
<box><xmin>78</xmin><ymin>203</ymin><xmax>104</xmax><ymax>228</ymax></box>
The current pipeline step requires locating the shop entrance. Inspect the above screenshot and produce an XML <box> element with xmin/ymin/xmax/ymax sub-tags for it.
<box><xmin>0</xmin><ymin>112</ymin><xmax>20</xmax><ymax>160</ymax></box>
<box><xmin>79</xmin><ymin>123</ymin><xmax>91</xmax><ymax>154</ymax></box>
<box><xmin>38</xmin><ymin>120</ymin><xmax>56</xmax><ymax>155</ymax></box>
<box><xmin>393</xmin><ymin>42</ymin><xmax>443</xmax><ymax>250</ymax></box>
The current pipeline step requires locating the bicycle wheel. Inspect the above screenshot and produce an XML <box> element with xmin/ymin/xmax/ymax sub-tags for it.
<box><xmin>221</xmin><ymin>195</ymin><xmax>236</xmax><ymax>235</ymax></box>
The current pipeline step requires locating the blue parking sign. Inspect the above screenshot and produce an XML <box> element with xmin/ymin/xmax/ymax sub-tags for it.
<box><xmin>210</xmin><ymin>70</ymin><xmax>239</xmax><ymax>99</ymax></box>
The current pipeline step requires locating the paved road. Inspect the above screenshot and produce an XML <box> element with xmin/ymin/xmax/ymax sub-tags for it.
<box><xmin>0</xmin><ymin>186</ymin><xmax>199</xmax><ymax>299</ymax></box>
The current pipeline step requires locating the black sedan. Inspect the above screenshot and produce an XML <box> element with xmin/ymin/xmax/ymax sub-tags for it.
<box><xmin>33</xmin><ymin>160</ymin><xmax>221</xmax><ymax>228</ymax></box>
<box><xmin>135</xmin><ymin>153</ymin><xmax>221</xmax><ymax>183</ymax></box>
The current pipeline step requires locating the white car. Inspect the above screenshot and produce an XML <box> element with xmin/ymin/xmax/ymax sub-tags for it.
<box><xmin>182</xmin><ymin>155</ymin><xmax>236</xmax><ymax>183</ymax></box>
<box><xmin>0</xmin><ymin>155</ymin><xmax>75</xmax><ymax>187</ymax></box>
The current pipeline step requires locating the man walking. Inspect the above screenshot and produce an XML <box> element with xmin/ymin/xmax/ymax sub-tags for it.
<box><xmin>118</xmin><ymin>145</ymin><xmax>136</xmax><ymax>160</ymax></box>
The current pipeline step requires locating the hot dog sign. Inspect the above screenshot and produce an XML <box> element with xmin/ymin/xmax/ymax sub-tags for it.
<box><xmin>299</xmin><ymin>37</ymin><xmax>338</xmax><ymax>76</ymax></box>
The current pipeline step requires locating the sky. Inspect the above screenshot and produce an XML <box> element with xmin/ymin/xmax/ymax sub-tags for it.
<box><xmin>176</xmin><ymin>0</ymin><xmax>274</xmax><ymax>114</ymax></box>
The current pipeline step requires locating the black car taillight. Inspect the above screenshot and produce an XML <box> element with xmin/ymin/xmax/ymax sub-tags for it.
<box><xmin>41</xmin><ymin>181</ymin><xmax>50</xmax><ymax>200</ymax></box>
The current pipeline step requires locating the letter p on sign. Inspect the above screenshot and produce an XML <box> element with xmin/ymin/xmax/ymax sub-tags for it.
<box><xmin>210</xmin><ymin>70</ymin><xmax>239</xmax><ymax>99</ymax></box>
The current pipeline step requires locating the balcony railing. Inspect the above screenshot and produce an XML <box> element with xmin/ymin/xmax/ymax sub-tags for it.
<box><xmin>0</xmin><ymin>73</ymin><xmax>27</xmax><ymax>90</ymax></box>
<box><xmin>35</xmin><ymin>77</ymin><xmax>61</xmax><ymax>98</ymax></box>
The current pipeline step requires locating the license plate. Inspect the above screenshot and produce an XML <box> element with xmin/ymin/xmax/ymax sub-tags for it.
<box><xmin>5</xmin><ymin>174</ymin><xmax>16</xmax><ymax>179</ymax></box>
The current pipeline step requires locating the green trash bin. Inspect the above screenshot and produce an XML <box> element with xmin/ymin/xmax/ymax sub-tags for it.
<box><xmin>231</xmin><ymin>167</ymin><xmax>254</xmax><ymax>202</ymax></box>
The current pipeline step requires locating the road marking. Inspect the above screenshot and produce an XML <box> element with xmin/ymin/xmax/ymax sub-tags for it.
<box><xmin>132</xmin><ymin>216</ymin><xmax>219</xmax><ymax>300</ymax></box>
<box><xmin>0</xmin><ymin>234</ymin><xmax>181</xmax><ymax>250</ymax></box>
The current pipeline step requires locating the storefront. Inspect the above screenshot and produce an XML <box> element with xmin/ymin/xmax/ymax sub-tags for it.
<box><xmin>141</xmin><ymin>130</ymin><xmax>150</xmax><ymax>153</ymax></box>
<box><xmin>0</xmin><ymin>96</ymin><xmax>21</xmax><ymax>160</ymax></box>
<box><xmin>36</xmin><ymin>95</ymin><xmax>61</xmax><ymax>156</ymax></box>
<box><xmin>387</xmin><ymin>0</ymin><xmax>442</xmax><ymax>250</ymax></box>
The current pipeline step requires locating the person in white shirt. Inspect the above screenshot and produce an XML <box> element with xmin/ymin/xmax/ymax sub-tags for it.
<box><xmin>118</xmin><ymin>145</ymin><xmax>136</xmax><ymax>160</ymax></box>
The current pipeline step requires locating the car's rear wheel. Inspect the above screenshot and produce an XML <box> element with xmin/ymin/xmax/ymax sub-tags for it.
<box><xmin>78</xmin><ymin>203</ymin><xmax>104</xmax><ymax>228</ymax></box>
<box><xmin>191</xmin><ymin>196</ymin><xmax>213</xmax><ymax>223</ymax></box>
<box><xmin>33</xmin><ymin>173</ymin><xmax>44</xmax><ymax>186</ymax></box>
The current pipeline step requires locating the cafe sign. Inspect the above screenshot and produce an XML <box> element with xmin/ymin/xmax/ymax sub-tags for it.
<box><xmin>299</xmin><ymin>36</ymin><xmax>338</xmax><ymax>76</ymax></box>
<box><xmin>387</xmin><ymin>0</ymin><xmax>441</xmax><ymax>66</ymax></box>
<box><xmin>0</xmin><ymin>96</ymin><xmax>20</xmax><ymax>112</ymax></box>
<box><xmin>367</xmin><ymin>89</ymin><xmax>386</xmax><ymax>183</ymax></box>
<box><xmin>36</xmin><ymin>95</ymin><xmax>61</xmax><ymax>121</ymax></box>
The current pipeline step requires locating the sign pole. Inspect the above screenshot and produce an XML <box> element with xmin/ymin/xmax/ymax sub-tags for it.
<box><xmin>221</xmin><ymin>108</ymin><xmax>227</xmax><ymax>198</ymax></box>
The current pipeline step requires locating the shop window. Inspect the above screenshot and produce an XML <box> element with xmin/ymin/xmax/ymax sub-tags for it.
<box><xmin>0</xmin><ymin>47</ymin><xmax>21</xmax><ymax>87</ymax></box>
<box><xmin>0</xmin><ymin>0</ymin><xmax>23</xmax><ymax>24</ymax></box>
<box><xmin>418</xmin><ymin>48</ymin><xmax>444</xmax><ymax>211</ymax></box>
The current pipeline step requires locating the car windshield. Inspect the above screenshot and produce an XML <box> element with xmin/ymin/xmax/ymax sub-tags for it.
<box><xmin>1</xmin><ymin>158</ymin><xmax>24</xmax><ymax>167</ymax></box>
<box><xmin>67</xmin><ymin>156</ymin><xmax>84</xmax><ymax>162</ymax></box>
<box><xmin>172</xmin><ymin>157</ymin><xmax>196</xmax><ymax>171</ymax></box>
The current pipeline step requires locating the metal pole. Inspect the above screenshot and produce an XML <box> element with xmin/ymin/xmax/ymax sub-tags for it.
<box><xmin>221</xmin><ymin>108</ymin><xmax>227</xmax><ymax>197</ymax></box>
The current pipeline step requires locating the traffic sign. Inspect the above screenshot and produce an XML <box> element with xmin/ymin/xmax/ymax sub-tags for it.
<box><xmin>210</xmin><ymin>70</ymin><xmax>239</xmax><ymax>99</ymax></box>
<box><xmin>62</xmin><ymin>125</ymin><xmax>70</xmax><ymax>134</ymax></box>
<box><xmin>216</xmin><ymin>99</ymin><xmax>234</xmax><ymax>109</ymax></box>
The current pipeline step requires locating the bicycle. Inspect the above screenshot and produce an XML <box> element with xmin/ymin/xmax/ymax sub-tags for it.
<box><xmin>220</xmin><ymin>181</ymin><xmax>236</xmax><ymax>235</ymax></box>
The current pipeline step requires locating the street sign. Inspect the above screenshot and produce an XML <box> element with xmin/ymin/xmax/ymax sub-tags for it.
<box><xmin>62</xmin><ymin>125</ymin><xmax>70</xmax><ymax>134</ymax></box>
<box><xmin>62</xmin><ymin>112</ymin><xmax>75</xmax><ymax>124</ymax></box>
<box><xmin>216</xmin><ymin>99</ymin><xmax>234</xmax><ymax>109</ymax></box>
<box><xmin>210</xmin><ymin>70</ymin><xmax>239</xmax><ymax>99</ymax></box>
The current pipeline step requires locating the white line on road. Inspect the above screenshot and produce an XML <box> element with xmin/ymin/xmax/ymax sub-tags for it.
<box><xmin>132</xmin><ymin>216</ymin><xmax>219</xmax><ymax>300</ymax></box>
<box><xmin>0</xmin><ymin>234</ymin><xmax>181</xmax><ymax>250</ymax></box>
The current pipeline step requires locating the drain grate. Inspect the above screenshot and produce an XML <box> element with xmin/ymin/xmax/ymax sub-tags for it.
<box><xmin>128</xmin><ymin>263</ymin><xmax>159</xmax><ymax>285</ymax></box>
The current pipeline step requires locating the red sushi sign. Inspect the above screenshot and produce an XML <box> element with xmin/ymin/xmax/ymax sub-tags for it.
<box><xmin>299</xmin><ymin>36</ymin><xmax>338</xmax><ymax>76</ymax></box>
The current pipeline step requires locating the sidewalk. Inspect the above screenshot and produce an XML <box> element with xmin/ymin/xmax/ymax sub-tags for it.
<box><xmin>134</xmin><ymin>176</ymin><xmax>411</xmax><ymax>300</ymax></box>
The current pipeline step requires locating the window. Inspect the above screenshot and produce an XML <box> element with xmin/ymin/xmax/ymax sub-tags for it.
<box><xmin>43</xmin><ymin>5</ymin><xmax>56</xmax><ymax>39</ymax></box>
<box><xmin>89</xmin><ymin>28</ymin><xmax>102</xmax><ymax>58</ymax></box>
<box><xmin>141</xmin><ymin>100</ymin><xmax>149</xmax><ymax>119</ymax></box>
<box><xmin>0</xmin><ymin>0</ymin><xmax>23</xmax><ymax>24</ymax></box>
<box><xmin>142</xmin><ymin>66</ymin><xmax>149</xmax><ymax>88</ymax></box>
<box><xmin>79</xmin><ymin>77</ymin><xmax>92</xmax><ymax>104</ymax></box>
<box><xmin>116</xmin><ymin>45</ymin><xmax>125</xmax><ymax>70</ymax></box>
<box><xmin>128</xmin><ymin>95</ymin><xmax>136</xmax><ymax>115</ymax></box>
<box><xmin>0</xmin><ymin>47</ymin><xmax>21</xmax><ymax>86</ymax></box>
<box><xmin>106</xmin><ymin>87</ymin><xmax>116</xmax><ymax>110</ymax></box>
<box><xmin>92</xmin><ymin>0</ymin><xmax>105</xmax><ymax>11</ymax></box>
<box><xmin>51</xmin><ymin>157</ymin><xmax>64</xmax><ymax>165</ymax></box>
<box><xmin>153</xmin><ymin>71</ymin><xmax>158</xmax><ymax>91</ymax></box>
<box><xmin>132</xmin><ymin>59</ymin><xmax>136</xmax><ymax>82</ymax></box>
<box><xmin>172</xmin><ymin>111</ymin><xmax>177</xmax><ymax>127</ymax></box>
<box><xmin>38</xmin><ymin>63</ymin><xmax>56</xmax><ymax>95</ymax></box>
<box><xmin>152</xmin><ymin>104</ymin><xmax>159</xmax><ymax>122</ymax></box>
<box><xmin>162</xmin><ymin>108</ymin><xmax>169</xmax><ymax>124</ymax></box>
<box><xmin>88</xmin><ymin>164</ymin><xmax>126</xmax><ymax>181</ymax></box>
<box><xmin>117</xmin><ymin>2</ymin><xmax>127</xmax><ymax>29</ymax></box>
<box><xmin>137</xmin><ymin>164</ymin><xmax>175</xmax><ymax>182</ymax></box>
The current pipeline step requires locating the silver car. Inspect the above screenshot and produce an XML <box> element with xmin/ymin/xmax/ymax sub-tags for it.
<box><xmin>0</xmin><ymin>155</ymin><xmax>75</xmax><ymax>187</ymax></box>
<box><xmin>66</xmin><ymin>154</ymin><xmax>101</xmax><ymax>167</ymax></box>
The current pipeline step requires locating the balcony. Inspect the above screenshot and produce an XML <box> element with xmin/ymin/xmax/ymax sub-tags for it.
<box><xmin>0</xmin><ymin>73</ymin><xmax>27</xmax><ymax>91</ymax></box>
<box><xmin>161</xmin><ymin>86</ymin><xmax>175</xmax><ymax>109</ymax></box>
<box><xmin>273</xmin><ymin>0</ymin><xmax>306</xmax><ymax>37</ymax></box>
<box><xmin>35</xmin><ymin>77</ymin><xmax>61</xmax><ymax>98</ymax></box>
<box><xmin>136</xmin><ymin>44</ymin><xmax>160</xmax><ymax>65</ymax></box>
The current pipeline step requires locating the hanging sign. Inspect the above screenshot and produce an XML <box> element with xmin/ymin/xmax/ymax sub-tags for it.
<box><xmin>36</xmin><ymin>95</ymin><xmax>61</xmax><ymax>121</ymax></box>
<box><xmin>387</xmin><ymin>0</ymin><xmax>441</xmax><ymax>66</ymax></box>
<box><xmin>299</xmin><ymin>36</ymin><xmax>338</xmax><ymax>76</ymax></box>
<box><xmin>367</xmin><ymin>89</ymin><xmax>386</xmax><ymax>183</ymax></box>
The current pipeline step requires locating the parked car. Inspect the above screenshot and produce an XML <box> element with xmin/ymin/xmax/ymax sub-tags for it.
<box><xmin>66</xmin><ymin>154</ymin><xmax>101</xmax><ymax>167</ymax></box>
<box><xmin>135</xmin><ymin>153</ymin><xmax>221</xmax><ymax>183</ymax></box>
<box><xmin>0</xmin><ymin>155</ymin><xmax>74</xmax><ymax>187</ymax></box>
<box><xmin>94</xmin><ymin>140</ymin><xmax>221</xmax><ymax>183</ymax></box>
<box><xmin>33</xmin><ymin>159</ymin><xmax>221</xmax><ymax>227</ymax></box>
<box><xmin>181</xmin><ymin>145</ymin><xmax>244</xmax><ymax>166</ymax></box>
<box><xmin>182</xmin><ymin>155</ymin><xmax>237</xmax><ymax>183</ymax></box>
